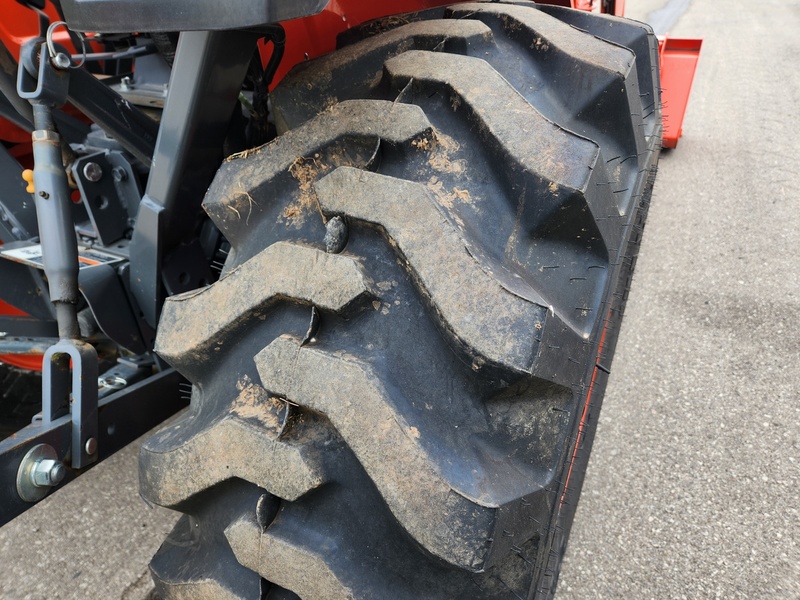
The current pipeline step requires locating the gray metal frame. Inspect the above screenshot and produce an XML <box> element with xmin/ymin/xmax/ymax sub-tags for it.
<box><xmin>0</xmin><ymin>145</ymin><xmax>38</xmax><ymax>243</ymax></box>
<box><xmin>0</xmin><ymin>17</ymin><xmax>260</xmax><ymax>522</ymax></box>
<box><xmin>60</xmin><ymin>0</ymin><xmax>327</xmax><ymax>33</ymax></box>
<box><xmin>129</xmin><ymin>30</ymin><xmax>259</xmax><ymax>325</ymax></box>
<box><xmin>0</xmin><ymin>369</ymin><xmax>183</xmax><ymax>526</ymax></box>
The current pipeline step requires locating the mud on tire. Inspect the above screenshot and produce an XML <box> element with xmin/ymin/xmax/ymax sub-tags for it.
<box><xmin>142</xmin><ymin>4</ymin><xmax>661</xmax><ymax>599</ymax></box>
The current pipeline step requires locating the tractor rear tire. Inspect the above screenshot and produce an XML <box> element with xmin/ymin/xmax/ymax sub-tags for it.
<box><xmin>141</xmin><ymin>4</ymin><xmax>661</xmax><ymax>598</ymax></box>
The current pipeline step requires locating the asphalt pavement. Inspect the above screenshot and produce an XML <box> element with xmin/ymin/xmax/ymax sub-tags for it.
<box><xmin>0</xmin><ymin>422</ymin><xmax>177</xmax><ymax>600</ymax></box>
<box><xmin>557</xmin><ymin>0</ymin><xmax>800</xmax><ymax>598</ymax></box>
<box><xmin>1</xmin><ymin>1</ymin><xmax>798</xmax><ymax>599</ymax></box>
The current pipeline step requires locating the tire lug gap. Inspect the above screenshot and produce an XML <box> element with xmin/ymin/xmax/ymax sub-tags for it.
<box><xmin>302</xmin><ymin>306</ymin><xmax>320</xmax><ymax>346</ymax></box>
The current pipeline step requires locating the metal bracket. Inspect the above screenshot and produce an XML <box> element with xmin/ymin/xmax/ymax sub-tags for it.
<box><xmin>0</xmin><ymin>258</ymin><xmax>55</xmax><ymax>322</ymax></box>
<box><xmin>67</xmin><ymin>68</ymin><xmax>159</xmax><ymax>167</ymax></box>
<box><xmin>0</xmin><ymin>145</ymin><xmax>38</xmax><ymax>243</ymax></box>
<box><xmin>129</xmin><ymin>30</ymin><xmax>259</xmax><ymax>326</ymax></box>
<box><xmin>104</xmin><ymin>151</ymin><xmax>143</xmax><ymax>218</ymax></box>
<box><xmin>98</xmin><ymin>354</ymin><xmax>154</xmax><ymax>399</ymax></box>
<box><xmin>42</xmin><ymin>339</ymin><xmax>98</xmax><ymax>469</ymax></box>
<box><xmin>0</xmin><ymin>317</ymin><xmax>57</xmax><ymax>338</ymax></box>
<box><xmin>71</xmin><ymin>152</ymin><xmax>130</xmax><ymax>245</ymax></box>
<box><xmin>1</xmin><ymin>368</ymin><xmax>184</xmax><ymax>522</ymax></box>
<box><xmin>0</xmin><ymin>315</ymin><xmax>58</xmax><ymax>340</ymax></box>
<box><xmin>79</xmin><ymin>263</ymin><xmax>147</xmax><ymax>354</ymax></box>
<box><xmin>16</xmin><ymin>39</ymin><xmax>70</xmax><ymax>108</ymax></box>
<box><xmin>0</xmin><ymin>335</ymin><xmax>59</xmax><ymax>354</ymax></box>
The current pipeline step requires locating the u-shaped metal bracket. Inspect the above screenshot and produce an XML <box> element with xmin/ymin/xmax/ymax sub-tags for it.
<box><xmin>42</xmin><ymin>339</ymin><xmax>98</xmax><ymax>469</ymax></box>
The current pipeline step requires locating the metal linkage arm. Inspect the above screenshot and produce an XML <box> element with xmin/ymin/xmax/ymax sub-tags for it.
<box><xmin>17</xmin><ymin>37</ymin><xmax>100</xmax><ymax>472</ymax></box>
<box><xmin>129</xmin><ymin>30</ymin><xmax>259</xmax><ymax>326</ymax></box>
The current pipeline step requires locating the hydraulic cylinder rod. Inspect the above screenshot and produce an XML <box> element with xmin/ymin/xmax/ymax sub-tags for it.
<box><xmin>30</xmin><ymin>103</ymin><xmax>81</xmax><ymax>340</ymax></box>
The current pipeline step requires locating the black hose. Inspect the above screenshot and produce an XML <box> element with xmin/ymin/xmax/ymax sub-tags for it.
<box><xmin>262</xmin><ymin>24</ymin><xmax>286</xmax><ymax>89</ymax></box>
<box><xmin>244</xmin><ymin>24</ymin><xmax>285</xmax><ymax>147</ymax></box>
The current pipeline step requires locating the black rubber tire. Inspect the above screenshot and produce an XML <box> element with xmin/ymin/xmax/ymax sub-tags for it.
<box><xmin>142</xmin><ymin>3</ymin><xmax>661</xmax><ymax>598</ymax></box>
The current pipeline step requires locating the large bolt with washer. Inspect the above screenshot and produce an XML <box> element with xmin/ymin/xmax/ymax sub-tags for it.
<box><xmin>16</xmin><ymin>444</ymin><xmax>67</xmax><ymax>502</ymax></box>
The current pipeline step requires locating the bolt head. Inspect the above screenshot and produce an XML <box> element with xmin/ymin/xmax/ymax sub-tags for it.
<box><xmin>31</xmin><ymin>458</ymin><xmax>65</xmax><ymax>487</ymax></box>
<box><xmin>52</xmin><ymin>53</ymin><xmax>71</xmax><ymax>70</ymax></box>
<box><xmin>98</xmin><ymin>375</ymin><xmax>127</xmax><ymax>390</ymax></box>
<box><xmin>82</xmin><ymin>162</ymin><xmax>103</xmax><ymax>182</ymax></box>
<box><xmin>111</xmin><ymin>166</ymin><xmax>128</xmax><ymax>182</ymax></box>
<box><xmin>17</xmin><ymin>444</ymin><xmax>61</xmax><ymax>501</ymax></box>
<box><xmin>85</xmin><ymin>437</ymin><xmax>98</xmax><ymax>456</ymax></box>
<box><xmin>48</xmin><ymin>462</ymin><xmax>65</xmax><ymax>485</ymax></box>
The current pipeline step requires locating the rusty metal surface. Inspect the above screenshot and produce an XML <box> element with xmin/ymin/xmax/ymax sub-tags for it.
<box><xmin>0</xmin><ymin>336</ymin><xmax>59</xmax><ymax>355</ymax></box>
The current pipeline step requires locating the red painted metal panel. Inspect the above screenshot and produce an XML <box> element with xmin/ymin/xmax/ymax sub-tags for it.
<box><xmin>658</xmin><ymin>36</ymin><xmax>702</xmax><ymax>148</ymax></box>
<box><xmin>0</xmin><ymin>1</ymin><xmax>65</xmax><ymax>60</ymax></box>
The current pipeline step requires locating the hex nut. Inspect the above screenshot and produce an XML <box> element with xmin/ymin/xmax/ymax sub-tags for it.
<box><xmin>17</xmin><ymin>445</ymin><xmax>64</xmax><ymax>502</ymax></box>
<box><xmin>32</xmin><ymin>459</ymin><xmax>65</xmax><ymax>486</ymax></box>
<box><xmin>98</xmin><ymin>375</ymin><xmax>127</xmax><ymax>390</ymax></box>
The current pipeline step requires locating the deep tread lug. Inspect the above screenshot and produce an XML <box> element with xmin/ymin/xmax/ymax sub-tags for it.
<box><xmin>203</xmin><ymin>100</ymin><xmax>434</xmax><ymax>246</ymax></box>
<box><xmin>256</xmin><ymin>334</ymin><xmax>557</xmax><ymax>571</ymax></box>
<box><xmin>227</xmin><ymin>515</ymin><xmax>357</xmax><ymax>600</ymax></box>
<box><xmin>383</xmin><ymin>49</ymin><xmax>626</xmax><ymax>260</ymax></box>
<box><xmin>533</xmin><ymin>4</ymin><xmax>661</xmax><ymax>138</ymax></box>
<box><xmin>271</xmin><ymin>19</ymin><xmax>494</xmax><ymax>131</ymax></box>
<box><xmin>316</xmin><ymin>166</ymin><xmax>549</xmax><ymax>373</ymax></box>
<box><xmin>150</xmin><ymin>480</ymin><xmax>269</xmax><ymax>600</ymax></box>
<box><xmin>256</xmin><ymin>334</ymin><xmax>494</xmax><ymax>570</ymax></box>
<box><xmin>447</xmin><ymin>2</ymin><xmax>646</xmax><ymax>197</ymax></box>
<box><xmin>156</xmin><ymin>241</ymin><xmax>373</xmax><ymax>367</ymax></box>
<box><xmin>140</xmin><ymin>383</ymin><xmax>326</xmax><ymax>507</ymax></box>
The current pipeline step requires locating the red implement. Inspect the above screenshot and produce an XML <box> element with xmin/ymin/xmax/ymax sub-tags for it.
<box><xmin>658</xmin><ymin>36</ymin><xmax>703</xmax><ymax>148</ymax></box>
